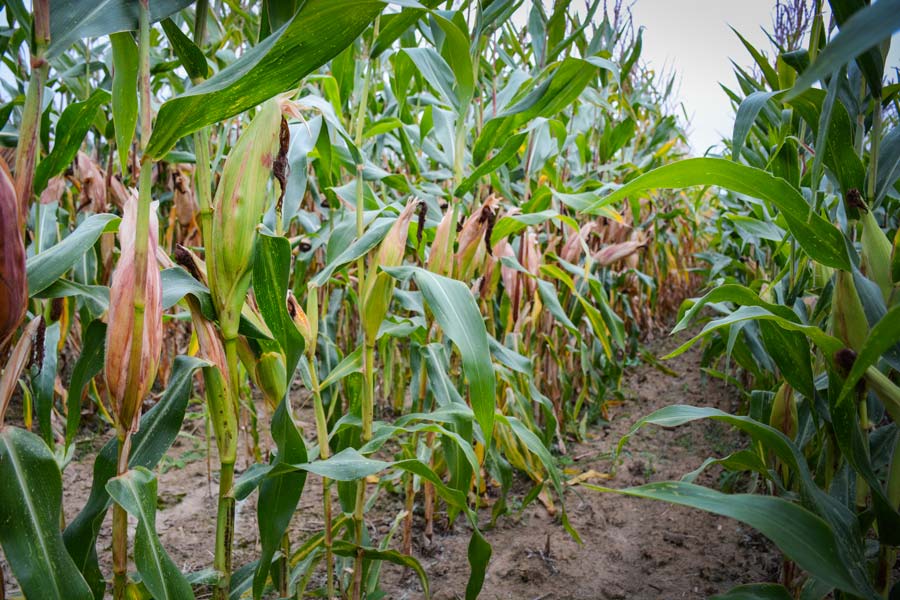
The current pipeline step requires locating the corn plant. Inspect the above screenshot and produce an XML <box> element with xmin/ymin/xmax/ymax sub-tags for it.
<box><xmin>0</xmin><ymin>0</ymin><xmax>703</xmax><ymax>599</ymax></box>
<box><xmin>583</xmin><ymin>2</ymin><xmax>900</xmax><ymax>598</ymax></box>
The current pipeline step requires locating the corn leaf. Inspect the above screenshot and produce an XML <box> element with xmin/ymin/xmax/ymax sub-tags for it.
<box><xmin>147</xmin><ymin>0</ymin><xmax>385</xmax><ymax>158</ymax></box>
<box><xmin>106</xmin><ymin>468</ymin><xmax>194</xmax><ymax>600</ymax></box>
<box><xmin>0</xmin><ymin>426</ymin><xmax>93</xmax><ymax>600</ymax></box>
<box><xmin>32</xmin><ymin>89</ymin><xmax>109</xmax><ymax>195</ymax></box>
<box><xmin>784</xmin><ymin>0</ymin><xmax>900</xmax><ymax>101</ymax></box>
<box><xmin>110</xmin><ymin>32</ymin><xmax>138</xmax><ymax>172</ymax></box>
<box><xmin>26</xmin><ymin>213</ymin><xmax>120</xmax><ymax>296</ymax></box>
<box><xmin>63</xmin><ymin>356</ymin><xmax>206</xmax><ymax>597</ymax></box>
<box><xmin>65</xmin><ymin>320</ymin><xmax>106</xmax><ymax>448</ymax></box>
<box><xmin>385</xmin><ymin>266</ymin><xmax>496</xmax><ymax>441</ymax></box>
<box><xmin>253</xmin><ymin>399</ymin><xmax>308</xmax><ymax>599</ymax></box>
<box><xmin>47</xmin><ymin>0</ymin><xmax>194</xmax><ymax>57</ymax></box>
<box><xmin>584</xmin><ymin>158</ymin><xmax>852</xmax><ymax>270</ymax></box>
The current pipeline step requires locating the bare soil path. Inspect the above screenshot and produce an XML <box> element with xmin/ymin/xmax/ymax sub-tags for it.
<box><xmin>1</xmin><ymin>332</ymin><xmax>778</xmax><ymax>599</ymax></box>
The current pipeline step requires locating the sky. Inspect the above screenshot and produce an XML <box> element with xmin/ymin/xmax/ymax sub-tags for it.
<box><xmin>629</xmin><ymin>1</ymin><xmax>900</xmax><ymax>154</ymax></box>
<box><xmin>518</xmin><ymin>1</ymin><xmax>900</xmax><ymax>155</ymax></box>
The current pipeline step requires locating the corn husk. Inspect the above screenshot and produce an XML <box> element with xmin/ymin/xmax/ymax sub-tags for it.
<box><xmin>830</xmin><ymin>269</ymin><xmax>868</xmax><ymax>352</ymax></box>
<box><xmin>104</xmin><ymin>192</ymin><xmax>163</xmax><ymax>431</ymax></box>
<box><xmin>361</xmin><ymin>199</ymin><xmax>417</xmax><ymax>342</ymax></box>
<box><xmin>769</xmin><ymin>382</ymin><xmax>798</xmax><ymax>439</ymax></box>
<box><xmin>209</xmin><ymin>98</ymin><xmax>291</xmax><ymax>339</ymax></box>
<box><xmin>256</xmin><ymin>351</ymin><xmax>287</xmax><ymax>409</ymax></box>
<box><xmin>860</xmin><ymin>209</ymin><xmax>892</xmax><ymax>302</ymax></box>
<box><xmin>426</xmin><ymin>206</ymin><xmax>455</xmax><ymax>276</ymax></box>
<box><xmin>0</xmin><ymin>157</ymin><xmax>26</xmax><ymax>351</ymax></box>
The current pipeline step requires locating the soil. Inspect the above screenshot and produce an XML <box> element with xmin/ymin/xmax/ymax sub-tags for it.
<box><xmin>1</xmin><ymin>331</ymin><xmax>779</xmax><ymax>599</ymax></box>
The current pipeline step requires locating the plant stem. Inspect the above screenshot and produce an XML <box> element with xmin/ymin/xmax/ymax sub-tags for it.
<box><xmin>868</xmin><ymin>97</ymin><xmax>882</xmax><ymax>205</ymax></box>
<box><xmin>13</xmin><ymin>0</ymin><xmax>49</xmax><ymax>221</ymax></box>
<box><xmin>308</xmin><ymin>357</ymin><xmax>334</xmax><ymax>599</ymax></box>
<box><xmin>112</xmin><ymin>430</ymin><xmax>132</xmax><ymax>600</ymax></box>
<box><xmin>213</xmin><ymin>336</ymin><xmax>241</xmax><ymax>600</ymax></box>
<box><xmin>350</xmin><ymin>18</ymin><xmax>378</xmax><ymax>600</ymax></box>
<box><xmin>113</xmin><ymin>6</ymin><xmax>153</xmax><ymax>596</ymax></box>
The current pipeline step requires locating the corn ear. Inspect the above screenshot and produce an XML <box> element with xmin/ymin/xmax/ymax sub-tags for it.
<box><xmin>426</xmin><ymin>206</ymin><xmax>455</xmax><ymax>276</ymax></box>
<box><xmin>255</xmin><ymin>351</ymin><xmax>287</xmax><ymax>409</ymax></box>
<box><xmin>768</xmin><ymin>382</ymin><xmax>798</xmax><ymax>439</ymax></box>
<box><xmin>361</xmin><ymin>199</ymin><xmax>417</xmax><ymax>343</ymax></box>
<box><xmin>209</xmin><ymin>98</ymin><xmax>289</xmax><ymax>339</ymax></box>
<box><xmin>860</xmin><ymin>209</ymin><xmax>892</xmax><ymax>302</ymax></box>
<box><xmin>0</xmin><ymin>157</ymin><xmax>26</xmax><ymax>351</ymax></box>
<box><xmin>104</xmin><ymin>194</ymin><xmax>163</xmax><ymax>431</ymax></box>
<box><xmin>830</xmin><ymin>269</ymin><xmax>868</xmax><ymax>352</ymax></box>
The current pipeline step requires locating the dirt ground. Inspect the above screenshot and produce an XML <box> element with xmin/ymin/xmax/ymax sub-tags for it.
<box><xmin>1</xmin><ymin>332</ymin><xmax>778</xmax><ymax>599</ymax></box>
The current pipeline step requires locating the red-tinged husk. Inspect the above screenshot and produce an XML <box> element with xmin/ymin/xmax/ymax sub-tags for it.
<box><xmin>0</xmin><ymin>157</ymin><xmax>26</xmax><ymax>351</ymax></box>
<box><xmin>105</xmin><ymin>192</ymin><xmax>163</xmax><ymax>431</ymax></box>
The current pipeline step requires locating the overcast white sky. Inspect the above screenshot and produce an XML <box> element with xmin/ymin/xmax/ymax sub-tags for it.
<box><xmin>520</xmin><ymin>1</ymin><xmax>900</xmax><ymax>155</ymax></box>
<box><xmin>630</xmin><ymin>1</ymin><xmax>899</xmax><ymax>154</ymax></box>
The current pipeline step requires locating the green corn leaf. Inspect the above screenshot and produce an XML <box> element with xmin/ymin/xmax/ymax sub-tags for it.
<box><xmin>731</xmin><ymin>27</ymin><xmax>780</xmax><ymax>91</ymax></box>
<box><xmin>106</xmin><ymin>468</ymin><xmax>194</xmax><ymax>600</ymax></box>
<box><xmin>160</xmin><ymin>18</ymin><xmax>208</xmax><ymax>81</ymax></box>
<box><xmin>473</xmin><ymin>57</ymin><xmax>615</xmax><ymax>163</ymax></box>
<box><xmin>32</xmin><ymin>321</ymin><xmax>60</xmax><ymax>445</ymax></box>
<box><xmin>0</xmin><ymin>426</ymin><xmax>93</xmax><ymax>600</ymax></box>
<box><xmin>784</xmin><ymin>0</ymin><xmax>900</xmax><ymax>101</ymax></box>
<box><xmin>454</xmin><ymin>131</ymin><xmax>526</xmax><ymax>197</ymax></box>
<box><xmin>63</xmin><ymin>356</ymin><xmax>206</xmax><ymax>597</ymax></box>
<box><xmin>402</xmin><ymin>47</ymin><xmax>459</xmax><ymax>110</ymax></box>
<box><xmin>875</xmin><ymin>124</ymin><xmax>900</xmax><ymax>206</ymax></box>
<box><xmin>787</xmin><ymin>88</ymin><xmax>866</xmax><ymax>198</ymax></box>
<box><xmin>331</xmin><ymin>541</ymin><xmax>430</xmax><ymax>598</ymax></box>
<box><xmin>147</xmin><ymin>0</ymin><xmax>386</xmax><ymax>158</ymax></box>
<box><xmin>584</xmin><ymin>158</ymin><xmax>852</xmax><ymax>270</ymax></box>
<box><xmin>584</xmin><ymin>481</ymin><xmax>873</xmax><ymax>599</ymax></box>
<box><xmin>110</xmin><ymin>32</ymin><xmax>138</xmax><ymax>173</ymax></box>
<box><xmin>615</xmin><ymin>405</ymin><xmax>876</xmax><ymax>596</ymax></box>
<box><xmin>290</xmin><ymin>447</ymin><xmax>388</xmax><ymax>481</ymax></box>
<box><xmin>317</xmin><ymin>346</ymin><xmax>364</xmax><ymax>391</ymax></box>
<box><xmin>731</xmin><ymin>90</ymin><xmax>781</xmax><ymax>162</ymax></box>
<box><xmin>32</xmin><ymin>89</ymin><xmax>110</xmax><ymax>195</ymax></box>
<box><xmin>828</xmin><ymin>0</ymin><xmax>886</xmax><ymax>98</ymax></box>
<box><xmin>34</xmin><ymin>279</ymin><xmax>109</xmax><ymax>317</ymax></box>
<box><xmin>253</xmin><ymin>233</ymin><xmax>305</xmax><ymax>381</ymax></box>
<box><xmin>311</xmin><ymin>217</ymin><xmax>393</xmax><ymax>287</ymax></box>
<box><xmin>26</xmin><ymin>213</ymin><xmax>120</xmax><ymax>296</ymax></box>
<box><xmin>253</xmin><ymin>400</ymin><xmax>308</xmax><ymax>599</ymax></box>
<box><xmin>65</xmin><ymin>320</ymin><xmax>106</xmax><ymax>448</ymax></box>
<box><xmin>384</xmin><ymin>266</ymin><xmax>496</xmax><ymax>442</ymax></box>
<box><xmin>160</xmin><ymin>267</ymin><xmax>273</xmax><ymax>340</ymax></box>
<box><xmin>48</xmin><ymin>0</ymin><xmax>194</xmax><ymax>57</ymax></box>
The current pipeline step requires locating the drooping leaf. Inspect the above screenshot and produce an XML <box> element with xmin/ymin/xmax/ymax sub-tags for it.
<box><xmin>785</xmin><ymin>0</ymin><xmax>900</xmax><ymax>101</ymax></box>
<box><xmin>584</xmin><ymin>158</ymin><xmax>852</xmax><ymax>270</ymax></box>
<box><xmin>33</xmin><ymin>89</ymin><xmax>110</xmax><ymax>194</ymax></box>
<box><xmin>0</xmin><ymin>426</ymin><xmax>93</xmax><ymax>600</ymax></box>
<box><xmin>26</xmin><ymin>214</ymin><xmax>120</xmax><ymax>296</ymax></box>
<box><xmin>384</xmin><ymin>266</ymin><xmax>496</xmax><ymax>441</ymax></box>
<box><xmin>64</xmin><ymin>356</ymin><xmax>206</xmax><ymax>597</ymax></box>
<box><xmin>110</xmin><ymin>32</ymin><xmax>138</xmax><ymax>172</ymax></box>
<box><xmin>48</xmin><ymin>0</ymin><xmax>195</xmax><ymax>57</ymax></box>
<box><xmin>106</xmin><ymin>467</ymin><xmax>195</xmax><ymax>600</ymax></box>
<box><xmin>585</xmin><ymin>481</ymin><xmax>873</xmax><ymax>598</ymax></box>
<box><xmin>147</xmin><ymin>0</ymin><xmax>386</xmax><ymax>158</ymax></box>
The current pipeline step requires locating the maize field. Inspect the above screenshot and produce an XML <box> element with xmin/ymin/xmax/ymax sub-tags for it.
<box><xmin>0</xmin><ymin>0</ymin><xmax>899</xmax><ymax>598</ymax></box>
